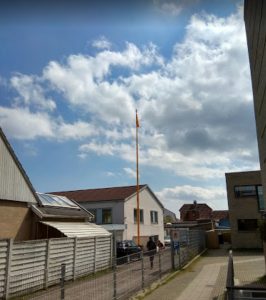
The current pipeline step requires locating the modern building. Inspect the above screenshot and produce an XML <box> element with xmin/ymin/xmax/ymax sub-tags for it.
<box><xmin>226</xmin><ymin>170</ymin><xmax>263</xmax><ymax>249</ymax></box>
<box><xmin>244</xmin><ymin>0</ymin><xmax>266</xmax><ymax>206</ymax></box>
<box><xmin>52</xmin><ymin>185</ymin><xmax>164</xmax><ymax>247</ymax></box>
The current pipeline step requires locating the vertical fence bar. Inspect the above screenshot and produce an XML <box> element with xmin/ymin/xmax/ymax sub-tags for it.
<box><xmin>158</xmin><ymin>252</ymin><xmax>162</xmax><ymax>279</ymax></box>
<box><xmin>4</xmin><ymin>238</ymin><xmax>13</xmax><ymax>300</ymax></box>
<box><xmin>61</xmin><ymin>263</ymin><xmax>66</xmax><ymax>300</ymax></box>
<box><xmin>44</xmin><ymin>239</ymin><xmax>50</xmax><ymax>289</ymax></box>
<box><xmin>113</xmin><ymin>259</ymin><xmax>117</xmax><ymax>300</ymax></box>
<box><xmin>73</xmin><ymin>237</ymin><xmax>77</xmax><ymax>280</ymax></box>
<box><xmin>94</xmin><ymin>237</ymin><xmax>97</xmax><ymax>273</ymax></box>
<box><xmin>141</xmin><ymin>252</ymin><xmax>145</xmax><ymax>290</ymax></box>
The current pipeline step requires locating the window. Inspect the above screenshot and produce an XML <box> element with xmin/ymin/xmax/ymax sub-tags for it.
<box><xmin>234</xmin><ymin>185</ymin><xmax>256</xmax><ymax>197</ymax></box>
<box><xmin>102</xmin><ymin>208</ymin><xmax>112</xmax><ymax>224</ymax></box>
<box><xmin>257</xmin><ymin>185</ymin><xmax>265</xmax><ymax>211</ymax></box>
<box><xmin>237</xmin><ymin>219</ymin><xmax>258</xmax><ymax>231</ymax></box>
<box><xmin>134</xmin><ymin>209</ymin><xmax>144</xmax><ymax>223</ymax></box>
<box><xmin>150</xmin><ymin>211</ymin><xmax>158</xmax><ymax>224</ymax></box>
<box><xmin>234</xmin><ymin>185</ymin><xmax>265</xmax><ymax>211</ymax></box>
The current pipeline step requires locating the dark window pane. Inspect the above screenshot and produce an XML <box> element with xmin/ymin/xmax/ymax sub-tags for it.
<box><xmin>238</xmin><ymin>219</ymin><xmax>258</xmax><ymax>231</ymax></box>
<box><xmin>234</xmin><ymin>185</ymin><xmax>256</xmax><ymax>197</ymax></box>
<box><xmin>257</xmin><ymin>185</ymin><xmax>265</xmax><ymax>211</ymax></box>
<box><xmin>102</xmin><ymin>208</ymin><xmax>112</xmax><ymax>224</ymax></box>
<box><xmin>134</xmin><ymin>209</ymin><xmax>143</xmax><ymax>223</ymax></box>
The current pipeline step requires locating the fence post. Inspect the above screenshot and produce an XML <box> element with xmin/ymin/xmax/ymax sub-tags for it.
<box><xmin>158</xmin><ymin>252</ymin><xmax>162</xmax><ymax>279</ymax></box>
<box><xmin>113</xmin><ymin>259</ymin><xmax>117</xmax><ymax>300</ymax></box>
<box><xmin>44</xmin><ymin>239</ymin><xmax>50</xmax><ymax>289</ymax></box>
<box><xmin>4</xmin><ymin>238</ymin><xmax>13</xmax><ymax>300</ymax></box>
<box><xmin>61</xmin><ymin>263</ymin><xmax>66</xmax><ymax>300</ymax></box>
<box><xmin>94</xmin><ymin>237</ymin><xmax>97</xmax><ymax>273</ymax></box>
<box><xmin>226</xmin><ymin>250</ymin><xmax>234</xmax><ymax>300</ymax></box>
<box><xmin>73</xmin><ymin>237</ymin><xmax>77</xmax><ymax>280</ymax></box>
<box><xmin>141</xmin><ymin>251</ymin><xmax>145</xmax><ymax>290</ymax></box>
<box><xmin>171</xmin><ymin>241</ymin><xmax>175</xmax><ymax>270</ymax></box>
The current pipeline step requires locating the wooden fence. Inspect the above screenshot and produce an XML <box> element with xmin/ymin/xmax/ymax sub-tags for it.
<box><xmin>0</xmin><ymin>236</ymin><xmax>112</xmax><ymax>299</ymax></box>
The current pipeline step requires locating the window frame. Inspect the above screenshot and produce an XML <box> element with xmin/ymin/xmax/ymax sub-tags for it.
<box><xmin>102</xmin><ymin>208</ymin><xmax>112</xmax><ymax>224</ymax></box>
<box><xmin>237</xmin><ymin>219</ymin><xmax>258</xmax><ymax>232</ymax></box>
<box><xmin>150</xmin><ymin>210</ymin><xmax>158</xmax><ymax>224</ymax></box>
<box><xmin>134</xmin><ymin>208</ymin><xmax>144</xmax><ymax>224</ymax></box>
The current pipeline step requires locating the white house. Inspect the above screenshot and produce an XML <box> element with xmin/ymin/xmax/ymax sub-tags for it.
<box><xmin>51</xmin><ymin>185</ymin><xmax>164</xmax><ymax>247</ymax></box>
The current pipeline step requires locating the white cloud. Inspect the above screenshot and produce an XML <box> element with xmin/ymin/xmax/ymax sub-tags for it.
<box><xmin>10</xmin><ymin>73</ymin><xmax>56</xmax><ymax>111</ymax></box>
<box><xmin>92</xmin><ymin>36</ymin><xmax>112</xmax><ymax>50</ymax></box>
<box><xmin>123</xmin><ymin>167</ymin><xmax>136</xmax><ymax>179</ymax></box>
<box><xmin>57</xmin><ymin>121</ymin><xmax>97</xmax><ymax>140</ymax></box>
<box><xmin>1</xmin><ymin>5</ymin><xmax>258</xmax><ymax>189</ymax></box>
<box><xmin>156</xmin><ymin>184</ymin><xmax>227</xmax><ymax>215</ymax></box>
<box><xmin>0</xmin><ymin>107</ymin><xmax>55</xmax><ymax>139</ymax></box>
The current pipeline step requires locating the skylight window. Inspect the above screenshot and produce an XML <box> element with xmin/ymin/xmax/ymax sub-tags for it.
<box><xmin>37</xmin><ymin>193</ymin><xmax>79</xmax><ymax>209</ymax></box>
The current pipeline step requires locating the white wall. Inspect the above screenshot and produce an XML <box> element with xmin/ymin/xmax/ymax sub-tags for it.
<box><xmin>124</xmin><ymin>188</ymin><xmax>164</xmax><ymax>243</ymax></box>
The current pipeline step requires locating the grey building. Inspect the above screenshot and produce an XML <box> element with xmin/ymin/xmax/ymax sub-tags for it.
<box><xmin>226</xmin><ymin>170</ymin><xmax>264</xmax><ymax>249</ymax></box>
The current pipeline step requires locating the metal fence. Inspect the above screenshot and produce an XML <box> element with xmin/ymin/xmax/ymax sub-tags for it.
<box><xmin>7</xmin><ymin>229</ymin><xmax>206</xmax><ymax>300</ymax></box>
<box><xmin>226</xmin><ymin>251</ymin><xmax>266</xmax><ymax>300</ymax></box>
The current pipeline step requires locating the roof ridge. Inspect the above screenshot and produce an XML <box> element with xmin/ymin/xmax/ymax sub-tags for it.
<box><xmin>50</xmin><ymin>184</ymin><xmax>147</xmax><ymax>194</ymax></box>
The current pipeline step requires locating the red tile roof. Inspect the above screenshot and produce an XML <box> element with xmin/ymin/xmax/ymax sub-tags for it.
<box><xmin>212</xmin><ymin>210</ymin><xmax>229</xmax><ymax>220</ymax></box>
<box><xmin>50</xmin><ymin>185</ymin><xmax>147</xmax><ymax>203</ymax></box>
<box><xmin>179</xmin><ymin>203</ymin><xmax>212</xmax><ymax>220</ymax></box>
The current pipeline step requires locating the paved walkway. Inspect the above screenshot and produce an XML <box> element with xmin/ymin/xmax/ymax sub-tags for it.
<box><xmin>140</xmin><ymin>247</ymin><xmax>265</xmax><ymax>300</ymax></box>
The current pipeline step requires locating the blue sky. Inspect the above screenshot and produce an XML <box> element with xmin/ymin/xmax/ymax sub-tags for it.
<box><xmin>0</xmin><ymin>0</ymin><xmax>259</xmax><ymax>216</ymax></box>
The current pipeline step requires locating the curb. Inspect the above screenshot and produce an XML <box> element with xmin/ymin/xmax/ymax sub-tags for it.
<box><xmin>130</xmin><ymin>248</ymin><xmax>207</xmax><ymax>300</ymax></box>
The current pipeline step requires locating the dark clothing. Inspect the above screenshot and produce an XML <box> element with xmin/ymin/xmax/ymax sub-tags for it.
<box><xmin>147</xmin><ymin>239</ymin><xmax>156</xmax><ymax>251</ymax></box>
<box><xmin>147</xmin><ymin>239</ymin><xmax>156</xmax><ymax>269</ymax></box>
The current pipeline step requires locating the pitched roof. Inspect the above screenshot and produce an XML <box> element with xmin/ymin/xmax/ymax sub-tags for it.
<box><xmin>180</xmin><ymin>203</ymin><xmax>212</xmax><ymax>212</ymax></box>
<box><xmin>50</xmin><ymin>184</ymin><xmax>147</xmax><ymax>203</ymax></box>
<box><xmin>180</xmin><ymin>203</ymin><xmax>212</xmax><ymax>220</ymax></box>
<box><xmin>212</xmin><ymin>210</ymin><xmax>229</xmax><ymax>220</ymax></box>
<box><xmin>0</xmin><ymin>128</ymin><xmax>38</xmax><ymax>203</ymax></box>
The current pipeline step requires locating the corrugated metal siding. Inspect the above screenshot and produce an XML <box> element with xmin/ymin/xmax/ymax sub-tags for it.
<box><xmin>0</xmin><ymin>240</ymin><xmax>8</xmax><ymax>298</ymax></box>
<box><xmin>0</xmin><ymin>137</ymin><xmax>36</xmax><ymax>203</ymax></box>
<box><xmin>0</xmin><ymin>236</ymin><xmax>112</xmax><ymax>298</ymax></box>
<box><xmin>41</xmin><ymin>221</ymin><xmax>111</xmax><ymax>238</ymax></box>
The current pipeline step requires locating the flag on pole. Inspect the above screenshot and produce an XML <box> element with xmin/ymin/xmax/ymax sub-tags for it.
<box><xmin>136</xmin><ymin>110</ymin><xmax>140</xmax><ymax>128</ymax></box>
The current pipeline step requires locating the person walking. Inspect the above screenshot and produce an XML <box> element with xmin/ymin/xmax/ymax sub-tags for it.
<box><xmin>147</xmin><ymin>236</ymin><xmax>156</xmax><ymax>269</ymax></box>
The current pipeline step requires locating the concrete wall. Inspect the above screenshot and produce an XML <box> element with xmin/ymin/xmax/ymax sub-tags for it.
<box><xmin>0</xmin><ymin>200</ymin><xmax>33</xmax><ymax>241</ymax></box>
<box><xmin>124</xmin><ymin>188</ymin><xmax>164</xmax><ymax>245</ymax></box>
<box><xmin>226</xmin><ymin>171</ymin><xmax>262</xmax><ymax>249</ymax></box>
<box><xmin>244</xmin><ymin>0</ymin><xmax>266</xmax><ymax>211</ymax></box>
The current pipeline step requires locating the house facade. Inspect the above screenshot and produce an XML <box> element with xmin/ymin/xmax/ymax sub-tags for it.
<box><xmin>52</xmin><ymin>185</ymin><xmax>164</xmax><ymax>247</ymax></box>
<box><xmin>226</xmin><ymin>170</ymin><xmax>263</xmax><ymax>249</ymax></box>
<box><xmin>0</xmin><ymin>128</ymin><xmax>38</xmax><ymax>240</ymax></box>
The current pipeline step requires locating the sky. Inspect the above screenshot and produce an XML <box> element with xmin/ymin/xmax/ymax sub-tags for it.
<box><xmin>0</xmin><ymin>0</ymin><xmax>259</xmax><ymax>217</ymax></box>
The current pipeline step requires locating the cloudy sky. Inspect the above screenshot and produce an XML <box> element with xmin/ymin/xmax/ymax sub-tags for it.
<box><xmin>0</xmin><ymin>0</ymin><xmax>259</xmax><ymax>216</ymax></box>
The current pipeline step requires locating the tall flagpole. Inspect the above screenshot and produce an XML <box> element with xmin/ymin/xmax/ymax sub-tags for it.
<box><xmin>136</xmin><ymin>109</ymin><xmax>140</xmax><ymax>246</ymax></box>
